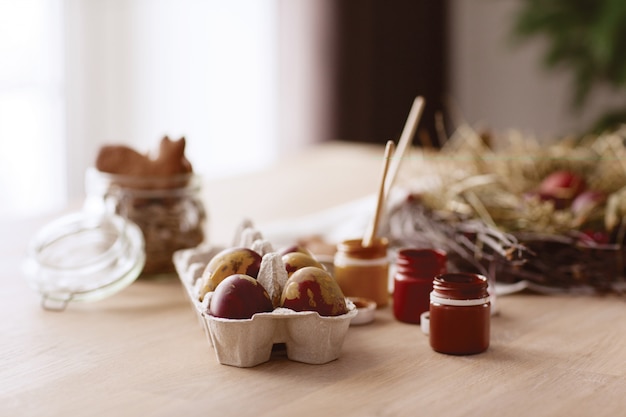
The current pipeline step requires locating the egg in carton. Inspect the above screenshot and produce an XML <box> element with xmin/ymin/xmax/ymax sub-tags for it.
<box><xmin>172</xmin><ymin>222</ymin><xmax>357</xmax><ymax>368</ymax></box>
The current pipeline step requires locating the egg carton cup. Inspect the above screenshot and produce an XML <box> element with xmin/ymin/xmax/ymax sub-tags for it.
<box><xmin>173</xmin><ymin>244</ymin><xmax>357</xmax><ymax>368</ymax></box>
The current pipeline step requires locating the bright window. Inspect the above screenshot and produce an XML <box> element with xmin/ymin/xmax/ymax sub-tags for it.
<box><xmin>1</xmin><ymin>0</ymin><xmax>279</xmax><ymax>219</ymax></box>
<box><xmin>0</xmin><ymin>0</ymin><xmax>65</xmax><ymax>218</ymax></box>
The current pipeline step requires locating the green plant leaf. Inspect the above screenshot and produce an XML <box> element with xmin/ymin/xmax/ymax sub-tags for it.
<box><xmin>511</xmin><ymin>0</ymin><xmax>626</xmax><ymax>128</ymax></box>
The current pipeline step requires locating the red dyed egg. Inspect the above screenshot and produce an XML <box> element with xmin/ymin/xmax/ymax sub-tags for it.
<box><xmin>209</xmin><ymin>274</ymin><xmax>273</xmax><ymax>319</ymax></box>
<box><xmin>280</xmin><ymin>267</ymin><xmax>348</xmax><ymax>316</ymax></box>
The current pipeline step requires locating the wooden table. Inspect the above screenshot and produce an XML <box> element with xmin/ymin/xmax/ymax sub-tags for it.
<box><xmin>2</xmin><ymin>142</ymin><xmax>625</xmax><ymax>417</ymax></box>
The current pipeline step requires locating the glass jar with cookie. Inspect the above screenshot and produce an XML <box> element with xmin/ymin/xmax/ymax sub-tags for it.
<box><xmin>85</xmin><ymin>136</ymin><xmax>207</xmax><ymax>275</ymax></box>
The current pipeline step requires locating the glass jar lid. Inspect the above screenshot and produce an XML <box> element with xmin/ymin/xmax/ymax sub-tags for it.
<box><xmin>23</xmin><ymin>211</ymin><xmax>145</xmax><ymax>311</ymax></box>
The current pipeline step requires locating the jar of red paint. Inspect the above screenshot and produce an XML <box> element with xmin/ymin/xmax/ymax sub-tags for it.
<box><xmin>393</xmin><ymin>248</ymin><xmax>447</xmax><ymax>324</ymax></box>
<box><xmin>429</xmin><ymin>272</ymin><xmax>491</xmax><ymax>355</ymax></box>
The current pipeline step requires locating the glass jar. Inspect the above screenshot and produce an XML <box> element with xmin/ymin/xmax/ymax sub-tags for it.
<box><xmin>429</xmin><ymin>272</ymin><xmax>490</xmax><ymax>355</ymax></box>
<box><xmin>84</xmin><ymin>167</ymin><xmax>207</xmax><ymax>275</ymax></box>
<box><xmin>333</xmin><ymin>238</ymin><xmax>389</xmax><ymax>307</ymax></box>
<box><xmin>23</xmin><ymin>211</ymin><xmax>145</xmax><ymax>311</ymax></box>
<box><xmin>393</xmin><ymin>248</ymin><xmax>447</xmax><ymax>324</ymax></box>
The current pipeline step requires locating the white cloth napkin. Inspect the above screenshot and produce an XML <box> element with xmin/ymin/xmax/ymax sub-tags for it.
<box><xmin>259</xmin><ymin>189</ymin><xmax>408</xmax><ymax>247</ymax></box>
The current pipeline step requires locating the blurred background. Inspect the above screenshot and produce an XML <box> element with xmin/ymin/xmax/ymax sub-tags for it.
<box><xmin>2</xmin><ymin>0</ymin><xmax>625</xmax><ymax>219</ymax></box>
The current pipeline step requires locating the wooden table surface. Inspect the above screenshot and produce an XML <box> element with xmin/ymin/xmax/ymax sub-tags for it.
<box><xmin>2</xmin><ymin>142</ymin><xmax>625</xmax><ymax>417</ymax></box>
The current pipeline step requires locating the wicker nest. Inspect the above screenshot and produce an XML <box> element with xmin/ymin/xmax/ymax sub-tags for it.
<box><xmin>385</xmin><ymin>125</ymin><xmax>626</xmax><ymax>294</ymax></box>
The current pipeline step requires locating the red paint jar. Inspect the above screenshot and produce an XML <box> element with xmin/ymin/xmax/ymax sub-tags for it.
<box><xmin>429</xmin><ymin>273</ymin><xmax>490</xmax><ymax>355</ymax></box>
<box><xmin>393</xmin><ymin>249</ymin><xmax>447</xmax><ymax>324</ymax></box>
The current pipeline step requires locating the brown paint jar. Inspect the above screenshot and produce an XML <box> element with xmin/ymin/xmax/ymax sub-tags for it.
<box><xmin>333</xmin><ymin>238</ymin><xmax>389</xmax><ymax>307</ymax></box>
<box><xmin>429</xmin><ymin>273</ymin><xmax>490</xmax><ymax>355</ymax></box>
<box><xmin>393</xmin><ymin>248</ymin><xmax>447</xmax><ymax>324</ymax></box>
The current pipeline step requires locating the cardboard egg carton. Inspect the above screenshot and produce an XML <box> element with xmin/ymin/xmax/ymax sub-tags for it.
<box><xmin>173</xmin><ymin>240</ymin><xmax>357</xmax><ymax>368</ymax></box>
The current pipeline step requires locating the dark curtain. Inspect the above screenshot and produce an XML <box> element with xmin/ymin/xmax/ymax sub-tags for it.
<box><xmin>328</xmin><ymin>0</ymin><xmax>448</xmax><ymax>146</ymax></box>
